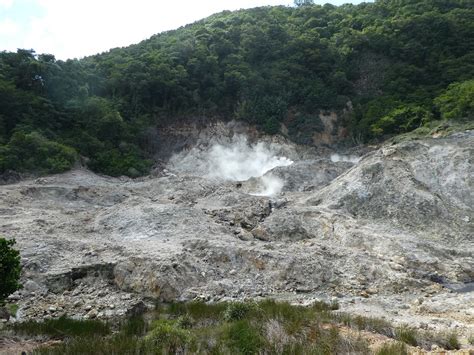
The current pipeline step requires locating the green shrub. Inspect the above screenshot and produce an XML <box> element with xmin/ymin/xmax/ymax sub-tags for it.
<box><xmin>225</xmin><ymin>320</ymin><xmax>264</xmax><ymax>354</ymax></box>
<box><xmin>0</xmin><ymin>131</ymin><xmax>77</xmax><ymax>174</ymax></box>
<box><xmin>263</xmin><ymin>117</ymin><xmax>280</xmax><ymax>135</ymax></box>
<box><xmin>336</xmin><ymin>313</ymin><xmax>394</xmax><ymax>338</ymax></box>
<box><xmin>371</xmin><ymin>106</ymin><xmax>432</xmax><ymax>137</ymax></box>
<box><xmin>445</xmin><ymin>332</ymin><xmax>460</xmax><ymax>350</ymax></box>
<box><xmin>176</xmin><ymin>314</ymin><xmax>194</xmax><ymax>329</ymax></box>
<box><xmin>87</xmin><ymin>146</ymin><xmax>151</xmax><ymax>177</ymax></box>
<box><xmin>287</xmin><ymin>113</ymin><xmax>324</xmax><ymax>144</ymax></box>
<box><xmin>6</xmin><ymin>303</ymin><xmax>19</xmax><ymax>316</ymax></box>
<box><xmin>223</xmin><ymin>302</ymin><xmax>258</xmax><ymax>322</ymax></box>
<box><xmin>435</xmin><ymin>80</ymin><xmax>474</xmax><ymax>121</ymax></box>
<box><xmin>415</xmin><ymin>329</ymin><xmax>461</xmax><ymax>351</ymax></box>
<box><xmin>0</xmin><ymin>238</ymin><xmax>22</xmax><ymax>304</ymax></box>
<box><xmin>395</xmin><ymin>325</ymin><xmax>418</xmax><ymax>346</ymax></box>
<box><xmin>145</xmin><ymin>319</ymin><xmax>193</xmax><ymax>352</ymax></box>
<box><xmin>121</xmin><ymin>315</ymin><xmax>147</xmax><ymax>336</ymax></box>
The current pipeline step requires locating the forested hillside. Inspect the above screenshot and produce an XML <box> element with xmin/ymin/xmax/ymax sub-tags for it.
<box><xmin>1</xmin><ymin>0</ymin><xmax>473</xmax><ymax>177</ymax></box>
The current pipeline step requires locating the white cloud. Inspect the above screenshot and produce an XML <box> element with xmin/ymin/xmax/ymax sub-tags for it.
<box><xmin>0</xmin><ymin>0</ymin><xmax>14</xmax><ymax>8</ymax></box>
<box><xmin>0</xmin><ymin>18</ymin><xmax>19</xmax><ymax>35</ymax></box>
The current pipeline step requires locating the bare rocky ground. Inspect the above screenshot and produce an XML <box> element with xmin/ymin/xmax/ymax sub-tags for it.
<box><xmin>0</xmin><ymin>124</ymin><xmax>473</xmax><ymax>349</ymax></box>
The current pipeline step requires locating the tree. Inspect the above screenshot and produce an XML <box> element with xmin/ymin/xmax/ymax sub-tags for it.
<box><xmin>0</xmin><ymin>238</ymin><xmax>22</xmax><ymax>304</ymax></box>
<box><xmin>294</xmin><ymin>0</ymin><xmax>314</xmax><ymax>6</ymax></box>
<box><xmin>434</xmin><ymin>80</ymin><xmax>474</xmax><ymax>121</ymax></box>
<box><xmin>371</xmin><ymin>106</ymin><xmax>432</xmax><ymax>137</ymax></box>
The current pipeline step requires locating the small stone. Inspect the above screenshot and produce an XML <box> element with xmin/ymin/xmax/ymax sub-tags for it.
<box><xmin>366</xmin><ymin>288</ymin><xmax>377</xmax><ymax>295</ymax></box>
<box><xmin>251</xmin><ymin>226</ymin><xmax>269</xmax><ymax>241</ymax></box>
<box><xmin>413</xmin><ymin>298</ymin><xmax>423</xmax><ymax>306</ymax></box>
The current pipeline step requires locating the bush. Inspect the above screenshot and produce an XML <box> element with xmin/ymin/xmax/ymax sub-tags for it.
<box><xmin>176</xmin><ymin>314</ymin><xmax>194</xmax><ymax>329</ymax></box>
<box><xmin>0</xmin><ymin>238</ymin><xmax>21</xmax><ymax>304</ymax></box>
<box><xmin>223</xmin><ymin>302</ymin><xmax>258</xmax><ymax>322</ymax></box>
<box><xmin>287</xmin><ymin>113</ymin><xmax>324</xmax><ymax>144</ymax></box>
<box><xmin>434</xmin><ymin>80</ymin><xmax>474</xmax><ymax>121</ymax></box>
<box><xmin>336</xmin><ymin>313</ymin><xmax>394</xmax><ymax>338</ymax></box>
<box><xmin>121</xmin><ymin>315</ymin><xmax>147</xmax><ymax>336</ymax></box>
<box><xmin>87</xmin><ymin>146</ymin><xmax>151</xmax><ymax>177</ymax></box>
<box><xmin>0</xmin><ymin>131</ymin><xmax>76</xmax><ymax>174</ymax></box>
<box><xmin>145</xmin><ymin>320</ymin><xmax>193</xmax><ymax>352</ymax></box>
<box><xmin>371</xmin><ymin>106</ymin><xmax>432</xmax><ymax>137</ymax></box>
<box><xmin>263</xmin><ymin>117</ymin><xmax>280</xmax><ymax>135</ymax></box>
<box><xmin>395</xmin><ymin>325</ymin><xmax>418</xmax><ymax>346</ymax></box>
<box><xmin>445</xmin><ymin>332</ymin><xmax>460</xmax><ymax>350</ymax></box>
<box><xmin>225</xmin><ymin>320</ymin><xmax>264</xmax><ymax>354</ymax></box>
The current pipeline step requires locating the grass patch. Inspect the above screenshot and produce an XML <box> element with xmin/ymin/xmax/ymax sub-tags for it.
<box><xmin>395</xmin><ymin>325</ymin><xmax>418</xmax><ymax>346</ymax></box>
<box><xmin>120</xmin><ymin>315</ymin><xmax>147</xmax><ymax>336</ymax></box>
<box><xmin>335</xmin><ymin>313</ymin><xmax>394</xmax><ymax>338</ymax></box>
<box><xmin>225</xmin><ymin>319</ymin><xmax>264</xmax><ymax>354</ymax></box>
<box><xmin>6</xmin><ymin>303</ymin><xmax>19</xmax><ymax>317</ymax></box>
<box><xmin>166</xmin><ymin>300</ymin><xmax>228</xmax><ymax>322</ymax></box>
<box><xmin>3</xmin><ymin>300</ymin><xmax>463</xmax><ymax>354</ymax></box>
<box><xmin>223</xmin><ymin>302</ymin><xmax>260</xmax><ymax>322</ymax></box>
<box><xmin>432</xmin><ymin>331</ymin><xmax>460</xmax><ymax>350</ymax></box>
<box><xmin>413</xmin><ymin>329</ymin><xmax>461</xmax><ymax>351</ymax></box>
<box><xmin>376</xmin><ymin>341</ymin><xmax>408</xmax><ymax>355</ymax></box>
<box><xmin>11</xmin><ymin>316</ymin><xmax>110</xmax><ymax>338</ymax></box>
<box><xmin>390</xmin><ymin>119</ymin><xmax>474</xmax><ymax>143</ymax></box>
<box><xmin>145</xmin><ymin>319</ymin><xmax>194</xmax><ymax>353</ymax></box>
<box><xmin>34</xmin><ymin>334</ymin><xmax>153</xmax><ymax>355</ymax></box>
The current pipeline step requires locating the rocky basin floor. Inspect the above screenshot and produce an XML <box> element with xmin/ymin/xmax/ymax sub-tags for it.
<box><xmin>0</xmin><ymin>129</ymin><xmax>472</xmax><ymax>345</ymax></box>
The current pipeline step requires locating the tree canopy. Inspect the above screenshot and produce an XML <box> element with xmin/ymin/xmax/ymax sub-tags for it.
<box><xmin>0</xmin><ymin>238</ymin><xmax>22</xmax><ymax>304</ymax></box>
<box><xmin>0</xmin><ymin>0</ymin><xmax>473</xmax><ymax>177</ymax></box>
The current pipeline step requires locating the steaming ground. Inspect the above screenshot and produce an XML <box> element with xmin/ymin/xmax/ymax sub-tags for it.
<box><xmin>168</xmin><ymin>135</ymin><xmax>294</xmax><ymax>196</ymax></box>
<box><xmin>1</xmin><ymin>126</ymin><xmax>473</xmax><ymax>345</ymax></box>
<box><xmin>330</xmin><ymin>153</ymin><xmax>361</xmax><ymax>164</ymax></box>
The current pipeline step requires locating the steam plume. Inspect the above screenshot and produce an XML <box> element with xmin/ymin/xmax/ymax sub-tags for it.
<box><xmin>168</xmin><ymin>135</ymin><xmax>293</xmax><ymax>196</ymax></box>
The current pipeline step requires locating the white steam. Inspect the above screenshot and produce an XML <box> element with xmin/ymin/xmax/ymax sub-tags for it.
<box><xmin>168</xmin><ymin>135</ymin><xmax>293</xmax><ymax>196</ymax></box>
<box><xmin>330</xmin><ymin>153</ymin><xmax>360</xmax><ymax>164</ymax></box>
<box><xmin>250</xmin><ymin>175</ymin><xmax>285</xmax><ymax>197</ymax></box>
<box><xmin>206</xmin><ymin>138</ymin><xmax>293</xmax><ymax>181</ymax></box>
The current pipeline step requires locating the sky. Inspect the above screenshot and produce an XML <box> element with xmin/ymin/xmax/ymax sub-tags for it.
<box><xmin>0</xmin><ymin>0</ymin><xmax>371</xmax><ymax>60</ymax></box>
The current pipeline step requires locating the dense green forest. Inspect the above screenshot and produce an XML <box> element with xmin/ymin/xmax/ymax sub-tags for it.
<box><xmin>1</xmin><ymin>0</ymin><xmax>473</xmax><ymax>177</ymax></box>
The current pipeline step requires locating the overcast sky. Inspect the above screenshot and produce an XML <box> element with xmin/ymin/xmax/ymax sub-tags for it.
<box><xmin>0</xmin><ymin>0</ymin><xmax>371</xmax><ymax>60</ymax></box>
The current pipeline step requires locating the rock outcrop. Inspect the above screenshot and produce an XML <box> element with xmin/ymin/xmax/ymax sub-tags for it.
<box><xmin>0</xmin><ymin>128</ymin><xmax>472</xmax><ymax>337</ymax></box>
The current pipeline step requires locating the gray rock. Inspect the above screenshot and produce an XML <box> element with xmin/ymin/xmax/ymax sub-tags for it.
<box><xmin>0</xmin><ymin>127</ymin><xmax>472</xmax><ymax>335</ymax></box>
